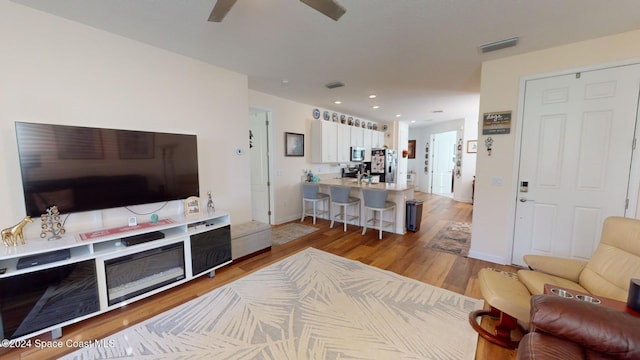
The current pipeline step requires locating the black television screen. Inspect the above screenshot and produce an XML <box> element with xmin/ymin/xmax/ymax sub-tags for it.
<box><xmin>15</xmin><ymin>122</ymin><xmax>199</xmax><ymax>217</ymax></box>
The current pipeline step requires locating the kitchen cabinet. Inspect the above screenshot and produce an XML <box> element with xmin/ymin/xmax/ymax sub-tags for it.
<box><xmin>337</xmin><ymin>124</ymin><xmax>351</xmax><ymax>162</ymax></box>
<box><xmin>311</xmin><ymin>121</ymin><xmax>383</xmax><ymax>164</ymax></box>
<box><xmin>311</xmin><ymin>121</ymin><xmax>338</xmax><ymax>163</ymax></box>
<box><xmin>373</xmin><ymin>130</ymin><xmax>385</xmax><ymax>149</ymax></box>
<box><xmin>363</xmin><ymin>129</ymin><xmax>373</xmax><ymax>162</ymax></box>
<box><xmin>350</xmin><ymin>126</ymin><xmax>364</xmax><ymax>148</ymax></box>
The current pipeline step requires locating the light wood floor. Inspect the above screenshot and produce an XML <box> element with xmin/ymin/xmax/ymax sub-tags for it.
<box><xmin>3</xmin><ymin>192</ymin><xmax>519</xmax><ymax>360</ymax></box>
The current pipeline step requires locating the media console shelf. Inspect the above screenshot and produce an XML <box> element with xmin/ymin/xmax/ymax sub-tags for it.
<box><xmin>0</xmin><ymin>211</ymin><xmax>231</xmax><ymax>342</ymax></box>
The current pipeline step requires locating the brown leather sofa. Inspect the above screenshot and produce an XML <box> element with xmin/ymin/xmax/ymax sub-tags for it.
<box><xmin>517</xmin><ymin>295</ymin><xmax>640</xmax><ymax>360</ymax></box>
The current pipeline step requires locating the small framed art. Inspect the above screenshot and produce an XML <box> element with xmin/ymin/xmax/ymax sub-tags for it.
<box><xmin>285</xmin><ymin>132</ymin><xmax>304</xmax><ymax>157</ymax></box>
<box><xmin>408</xmin><ymin>140</ymin><xmax>416</xmax><ymax>159</ymax></box>
<box><xmin>467</xmin><ymin>140</ymin><xmax>478</xmax><ymax>153</ymax></box>
<box><xmin>184</xmin><ymin>196</ymin><xmax>202</xmax><ymax>217</ymax></box>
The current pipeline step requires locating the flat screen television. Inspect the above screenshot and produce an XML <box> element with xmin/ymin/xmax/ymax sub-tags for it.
<box><xmin>15</xmin><ymin>122</ymin><xmax>199</xmax><ymax>217</ymax></box>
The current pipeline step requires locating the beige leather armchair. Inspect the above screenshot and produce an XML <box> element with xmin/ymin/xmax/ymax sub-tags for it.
<box><xmin>470</xmin><ymin>216</ymin><xmax>640</xmax><ymax>348</ymax></box>
<box><xmin>519</xmin><ymin>216</ymin><xmax>640</xmax><ymax>302</ymax></box>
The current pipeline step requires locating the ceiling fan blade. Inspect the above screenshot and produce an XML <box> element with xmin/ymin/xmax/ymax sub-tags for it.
<box><xmin>208</xmin><ymin>0</ymin><xmax>238</xmax><ymax>22</ymax></box>
<box><xmin>300</xmin><ymin>0</ymin><xmax>346</xmax><ymax>21</ymax></box>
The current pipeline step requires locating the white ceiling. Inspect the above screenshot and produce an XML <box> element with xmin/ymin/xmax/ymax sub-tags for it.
<box><xmin>11</xmin><ymin>0</ymin><xmax>640</xmax><ymax>126</ymax></box>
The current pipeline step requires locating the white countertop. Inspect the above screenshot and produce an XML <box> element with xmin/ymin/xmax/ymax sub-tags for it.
<box><xmin>316</xmin><ymin>178</ymin><xmax>414</xmax><ymax>192</ymax></box>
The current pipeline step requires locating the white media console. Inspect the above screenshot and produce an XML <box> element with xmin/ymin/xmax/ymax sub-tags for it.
<box><xmin>0</xmin><ymin>211</ymin><xmax>231</xmax><ymax>342</ymax></box>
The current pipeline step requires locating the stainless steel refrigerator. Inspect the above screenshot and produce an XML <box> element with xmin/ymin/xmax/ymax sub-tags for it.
<box><xmin>370</xmin><ymin>149</ymin><xmax>397</xmax><ymax>183</ymax></box>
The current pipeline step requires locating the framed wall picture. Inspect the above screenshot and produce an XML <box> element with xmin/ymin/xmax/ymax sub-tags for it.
<box><xmin>467</xmin><ymin>140</ymin><xmax>478</xmax><ymax>153</ymax></box>
<box><xmin>184</xmin><ymin>196</ymin><xmax>202</xmax><ymax>217</ymax></box>
<box><xmin>285</xmin><ymin>132</ymin><xmax>304</xmax><ymax>157</ymax></box>
<box><xmin>408</xmin><ymin>140</ymin><xmax>416</xmax><ymax>159</ymax></box>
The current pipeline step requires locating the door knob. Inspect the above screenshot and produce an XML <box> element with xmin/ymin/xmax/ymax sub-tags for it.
<box><xmin>519</xmin><ymin>197</ymin><xmax>534</xmax><ymax>202</ymax></box>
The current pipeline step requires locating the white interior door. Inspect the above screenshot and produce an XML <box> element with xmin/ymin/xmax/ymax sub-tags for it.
<box><xmin>249</xmin><ymin>109</ymin><xmax>271</xmax><ymax>224</ymax></box>
<box><xmin>512</xmin><ymin>64</ymin><xmax>640</xmax><ymax>266</ymax></box>
<box><xmin>431</xmin><ymin>131</ymin><xmax>456</xmax><ymax>196</ymax></box>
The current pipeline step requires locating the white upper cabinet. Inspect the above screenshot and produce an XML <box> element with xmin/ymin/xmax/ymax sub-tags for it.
<box><xmin>311</xmin><ymin>121</ymin><xmax>338</xmax><ymax>163</ymax></box>
<box><xmin>363</xmin><ymin>129</ymin><xmax>373</xmax><ymax>162</ymax></box>
<box><xmin>350</xmin><ymin>126</ymin><xmax>364</xmax><ymax>147</ymax></box>
<box><xmin>373</xmin><ymin>130</ymin><xmax>385</xmax><ymax>149</ymax></box>
<box><xmin>337</xmin><ymin>124</ymin><xmax>351</xmax><ymax>162</ymax></box>
<box><xmin>311</xmin><ymin>120</ymin><xmax>383</xmax><ymax>163</ymax></box>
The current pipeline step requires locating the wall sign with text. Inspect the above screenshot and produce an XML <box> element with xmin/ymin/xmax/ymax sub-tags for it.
<box><xmin>482</xmin><ymin>111</ymin><xmax>512</xmax><ymax>135</ymax></box>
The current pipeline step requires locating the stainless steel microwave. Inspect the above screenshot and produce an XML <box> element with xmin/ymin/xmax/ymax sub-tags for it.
<box><xmin>350</xmin><ymin>147</ymin><xmax>365</xmax><ymax>162</ymax></box>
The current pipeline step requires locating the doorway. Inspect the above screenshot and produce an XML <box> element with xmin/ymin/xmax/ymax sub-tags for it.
<box><xmin>249</xmin><ymin>108</ymin><xmax>273</xmax><ymax>224</ymax></box>
<box><xmin>511</xmin><ymin>63</ymin><xmax>640</xmax><ymax>266</ymax></box>
<box><xmin>430</xmin><ymin>130</ymin><xmax>457</xmax><ymax>197</ymax></box>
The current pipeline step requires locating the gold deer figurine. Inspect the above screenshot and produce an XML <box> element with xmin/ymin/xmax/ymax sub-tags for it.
<box><xmin>2</xmin><ymin>216</ymin><xmax>33</xmax><ymax>247</ymax></box>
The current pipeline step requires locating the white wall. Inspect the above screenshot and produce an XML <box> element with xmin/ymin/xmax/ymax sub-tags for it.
<box><xmin>1</xmin><ymin>1</ymin><xmax>252</xmax><ymax>238</ymax></box>
<box><xmin>470</xmin><ymin>29</ymin><xmax>640</xmax><ymax>265</ymax></box>
<box><xmin>408</xmin><ymin>113</ymin><xmax>478</xmax><ymax>202</ymax></box>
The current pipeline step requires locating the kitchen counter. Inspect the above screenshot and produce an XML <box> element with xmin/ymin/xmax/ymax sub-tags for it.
<box><xmin>314</xmin><ymin>179</ymin><xmax>415</xmax><ymax>235</ymax></box>
<box><xmin>316</xmin><ymin>178</ymin><xmax>414</xmax><ymax>192</ymax></box>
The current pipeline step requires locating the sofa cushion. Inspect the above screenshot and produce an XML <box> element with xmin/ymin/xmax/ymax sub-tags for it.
<box><xmin>580</xmin><ymin>217</ymin><xmax>640</xmax><ymax>301</ymax></box>
<box><xmin>529</xmin><ymin>295</ymin><xmax>640</xmax><ymax>359</ymax></box>
<box><xmin>231</xmin><ymin>221</ymin><xmax>271</xmax><ymax>239</ymax></box>
<box><xmin>517</xmin><ymin>332</ymin><xmax>585</xmax><ymax>360</ymax></box>
<box><xmin>478</xmin><ymin>268</ymin><xmax>532</xmax><ymax>323</ymax></box>
<box><xmin>517</xmin><ymin>269</ymin><xmax>588</xmax><ymax>295</ymax></box>
<box><xmin>580</xmin><ymin>243</ymin><xmax>640</xmax><ymax>301</ymax></box>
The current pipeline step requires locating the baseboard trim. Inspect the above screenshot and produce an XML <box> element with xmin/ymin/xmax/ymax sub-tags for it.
<box><xmin>467</xmin><ymin>250</ymin><xmax>508</xmax><ymax>265</ymax></box>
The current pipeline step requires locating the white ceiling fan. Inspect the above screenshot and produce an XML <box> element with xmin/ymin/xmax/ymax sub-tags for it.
<box><xmin>208</xmin><ymin>0</ymin><xmax>346</xmax><ymax>22</ymax></box>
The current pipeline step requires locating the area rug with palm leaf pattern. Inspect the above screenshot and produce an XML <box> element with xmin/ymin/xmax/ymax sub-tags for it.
<box><xmin>63</xmin><ymin>248</ymin><xmax>483</xmax><ymax>360</ymax></box>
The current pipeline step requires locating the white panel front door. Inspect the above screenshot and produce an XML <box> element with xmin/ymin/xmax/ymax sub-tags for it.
<box><xmin>512</xmin><ymin>64</ymin><xmax>640</xmax><ymax>266</ymax></box>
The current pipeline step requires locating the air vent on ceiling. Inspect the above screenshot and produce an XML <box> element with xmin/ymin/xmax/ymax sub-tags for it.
<box><xmin>325</xmin><ymin>81</ymin><xmax>345</xmax><ymax>89</ymax></box>
<box><xmin>479</xmin><ymin>37</ymin><xmax>519</xmax><ymax>53</ymax></box>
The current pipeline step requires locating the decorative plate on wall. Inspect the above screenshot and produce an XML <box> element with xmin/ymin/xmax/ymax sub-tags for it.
<box><xmin>354</xmin><ymin>119</ymin><xmax>360</xmax><ymax>127</ymax></box>
<box><xmin>313</xmin><ymin>108</ymin><xmax>320</xmax><ymax>119</ymax></box>
<box><xmin>348</xmin><ymin>117</ymin><xmax>354</xmax><ymax>125</ymax></box>
<box><xmin>340</xmin><ymin>114</ymin><xmax>346</xmax><ymax>124</ymax></box>
<box><xmin>323</xmin><ymin>111</ymin><xmax>330</xmax><ymax>121</ymax></box>
<box><xmin>332</xmin><ymin>112</ymin><xmax>338</xmax><ymax>122</ymax></box>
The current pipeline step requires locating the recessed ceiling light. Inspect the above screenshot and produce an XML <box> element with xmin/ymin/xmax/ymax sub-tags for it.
<box><xmin>281</xmin><ymin>79</ymin><xmax>289</xmax><ymax>85</ymax></box>
<box><xmin>369</xmin><ymin>94</ymin><xmax>377</xmax><ymax>99</ymax></box>
<box><xmin>334</xmin><ymin>100</ymin><xmax>342</xmax><ymax>104</ymax></box>
<box><xmin>411</xmin><ymin>120</ymin><xmax>416</xmax><ymax>123</ymax></box>
<box><xmin>395</xmin><ymin>114</ymin><xmax>402</xmax><ymax>118</ymax></box>
<box><xmin>372</xmin><ymin>105</ymin><xmax>380</xmax><ymax>109</ymax></box>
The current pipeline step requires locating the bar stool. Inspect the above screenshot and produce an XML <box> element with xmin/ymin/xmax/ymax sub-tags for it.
<box><xmin>301</xmin><ymin>183</ymin><xmax>329</xmax><ymax>224</ymax></box>
<box><xmin>329</xmin><ymin>186</ymin><xmax>360</xmax><ymax>232</ymax></box>
<box><xmin>361</xmin><ymin>189</ymin><xmax>396</xmax><ymax>240</ymax></box>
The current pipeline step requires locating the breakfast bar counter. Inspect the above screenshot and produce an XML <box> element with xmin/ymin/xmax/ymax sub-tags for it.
<box><xmin>315</xmin><ymin>178</ymin><xmax>415</xmax><ymax>234</ymax></box>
